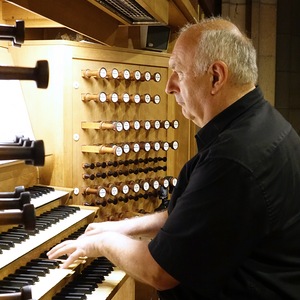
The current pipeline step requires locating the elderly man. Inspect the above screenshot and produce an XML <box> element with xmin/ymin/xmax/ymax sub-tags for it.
<box><xmin>48</xmin><ymin>17</ymin><xmax>300</xmax><ymax>299</ymax></box>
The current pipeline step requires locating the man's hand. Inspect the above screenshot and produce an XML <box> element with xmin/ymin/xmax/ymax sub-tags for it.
<box><xmin>47</xmin><ymin>235</ymin><xmax>102</xmax><ymax>268</ymax></box>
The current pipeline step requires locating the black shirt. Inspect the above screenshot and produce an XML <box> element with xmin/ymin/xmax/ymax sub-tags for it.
<box><xmin>148</xmin><ymin>87</ymin><xmax>300</xmax><ymax>299</ymax></box>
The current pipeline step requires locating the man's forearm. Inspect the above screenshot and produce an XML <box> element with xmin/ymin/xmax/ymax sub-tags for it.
<box><xmin>122</xmin><ymin>210</ymin><xmax>168</xmax><ymax>237</ymax></box>
<box><xmin>86</xmin><ymin>210</ymin><xmax>168</xmax><ymax>238</ymax></box>
<box><xmin>98</xmin><ymin>231</ymin><xmax>179</xmax><ymax>291</ymax></box>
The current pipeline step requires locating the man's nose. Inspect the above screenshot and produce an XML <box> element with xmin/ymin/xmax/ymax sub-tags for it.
<box><xmin>165</xmin><ymin>73</ymin><xmax>178</xmax><ymax>95</ymax></box>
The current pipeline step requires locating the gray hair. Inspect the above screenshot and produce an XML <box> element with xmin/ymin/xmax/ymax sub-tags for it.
<box><xmin>180</xmin><ymin>19</ymin><xmax>258</xmax><ymax>85</ymax></box>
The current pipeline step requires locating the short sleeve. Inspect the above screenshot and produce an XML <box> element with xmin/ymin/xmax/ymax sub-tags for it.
<box><xmin>148</xmin><ymin>158</ymin><xmax>268</xmax><ymax>298</ymax></box>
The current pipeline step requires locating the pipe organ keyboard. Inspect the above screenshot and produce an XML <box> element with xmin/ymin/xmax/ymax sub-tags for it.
<box><xmin>0</xmin><ymin>186</ymin><xmax>131</xmax><ymax>299</ymax></box>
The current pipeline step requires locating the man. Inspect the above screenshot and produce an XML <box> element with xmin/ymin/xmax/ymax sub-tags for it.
<box><xmin>48</xmin><ymin>17</ymin><xmax>300</xmax><ymax>299</ymax></box>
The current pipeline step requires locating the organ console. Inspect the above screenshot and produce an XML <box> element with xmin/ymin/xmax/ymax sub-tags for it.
<box><xmin>0</xmin><ymin>183</ymin><xmax>134</xmax><ymax>299</ymax></box>
<box><xmin>0</xmin><ymin>30</ymin><xmax>134</xmax><ymax>300</ymax></box>
<box><xmin>0</xmin><ymin>18</ymin><xmax>189</xmax><ymax>298</ymax></box>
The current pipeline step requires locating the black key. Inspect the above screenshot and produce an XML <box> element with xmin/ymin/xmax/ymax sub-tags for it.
<box><xmin>45</xmin><ymin>211</ymin><xmax>69</xmax><ymax>218</ymax></box>
<box><xmin>33</xmin><ymin>185</ymin><xmax>54</xmax><ymax>192</ymax></box>
<box><xmin>15</xmin><ymin>268</ymin><xmax>46</xmax><ymax>277</ymax></box>
<box><xmin>0</xmin><ymin>241</ymin><xmax>14</xmax><ymax>249</ymax></box>
<box><xmin>53</xmin><ymin>296</ymin><xmax>84</xmax><ymax>300</ymax></box>
<box><xmin>65</xmin><ymin>283</ymin><xmax>94</xmax><ymax>292</ymax></box>
<box><xmin>0</xmin><ymin>288</ymin><xmax>19</xmax><ymax>293</ymax></box>
<box><xmin>7</xmin><ymin>228</ymin><xmax>31</xmax><ymax>238</ymax></box>
<box><xmin>0</xmin><ymin>232</ymin><xmax>27</xmax><ymax>241</ymax></box>
<box><xmin>0</xmin><ymin>279</ymin><xmax>27</xmax><ymax>287</ymax></box>
<box><xmin>31</xmin><ymin>258</ymin><xmax>60</xmax><ymax>266</ymax></box>
<box><xmin>82</xmin><ymin>268</ymin><xmax>110</xmax><ymax>276</ymax></box>
<box><xmin>0</xmin><ymin>235</ymin><xmax>23</xmax><ymax>243</ymax></box>
<box><xmin>75</xmin><ymin>275</ymin><xmax>104</xmax><ymax>282</ymax></box>
<box><xmin>61</xmin><ymin>287</ymin><xmax>93</xmax><ymax>294</ymax></box>
<box><xmin>89</xmin><ymin>264</ymin><xmax>113</xmax><ymax>271</ymax></box>
<box><xmin>20</xmin><ymin>265</ymin><xmax>49</xmax><ymax>274</ymax></box>
<box><xmin>4</xmin><ymin>275</ymin><xmax>35</xmax><ymax>285</ymax></box>
<box><xmin>29</xmin><ymin>187</ymin><xmax>48</xmax><ymax>194</ymax></box>
<box><xmin>68</xmin><ymin>281</ymin><xmax>98</xmax><ymax>289</ymax></box>
<box><xmin>55</xmin><ymin>292</ymin><xmax>87</xmax><ymax>299</ymax></box>
<box><xmin>27</xmin><ymin>261</ymin><xmax>57</xmax><ymax>269</ymax></box>
<box><xmin>0</xmin><ymin>286</ymin><xmax>20</xmax><ymax>292</ymax></box>
<box><xmin>57</xmin><ymin>206</ymin><xmax>80</xmax><ymax>213</ymax></box>
<box><xmin>39</xmin><ymin>216</ymin><xmax>60</xmax><ymax>224</ymax></box>
<box><xmin>7</xmin><ymin>273</ymin><xmax>39</xmax><ymax>283</ymax></box>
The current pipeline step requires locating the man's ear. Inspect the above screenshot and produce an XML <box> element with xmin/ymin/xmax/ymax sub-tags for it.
<box><xmin>208</xmin><ymin>61</ymin><xmax>228</xmax><ymax>95</ymax></box>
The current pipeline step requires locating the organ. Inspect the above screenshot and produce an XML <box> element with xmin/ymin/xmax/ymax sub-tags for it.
<box><xmin>0</xmin><ymin>3</ymin><xmax>198</xmax><ymax>298</ymax></box>
<box><xmin>0</xmin><ymin>37</ymin><xmax>134</xmax><ymax>300</ymax></box>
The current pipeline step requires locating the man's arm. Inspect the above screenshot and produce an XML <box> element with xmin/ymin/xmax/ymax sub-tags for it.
<box><xmin>85</xmin><ymin>210</ymin><xmax>168</xmax><ymax>238</ymax></box>
<box><xmin>47</xmin><ymin>210</ymin><xmax>179</xmax><ymax>290</ymax></box>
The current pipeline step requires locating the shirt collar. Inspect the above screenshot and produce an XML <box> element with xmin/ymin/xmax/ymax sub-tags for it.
<box><xmin>196</xmin><ymin>86</ymin><xmax>265</xmax><ymax>151</ymax></box>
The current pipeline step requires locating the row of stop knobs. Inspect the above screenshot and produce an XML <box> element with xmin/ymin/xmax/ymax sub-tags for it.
<box><xmin>83</xmin><ymin>165</ymin><xmax>167</xmax><ymax>180</ymax></box>
<box><xmin>82</xmin><ymin>141</ymin><xmax>178</xmax><ymax>156</ymax></box>
<box><xmin>82</xmin><ymin>68</ymin><xmax>161</xmax><ymax>82</ymax></box>
<box><xmin>82</xmin><ymin>176</ymin><xmax>177</xmax><ymax>198</ymax></box>
<box><xmin>82</xmin><ymin>92</ymin><xmax>162</xmax><ymax>104</ymax></box>
<box><xmin>82</xmin><ymin>156</ymin><xmax>167</xmax><ymax>170</ymax></box>
<box><xmin>81</xmin><ymin>119</ymin><xmax>179</xmax><ymax>131</ymax></box>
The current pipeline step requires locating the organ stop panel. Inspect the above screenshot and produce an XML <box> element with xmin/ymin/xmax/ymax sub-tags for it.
<box><xmin>9</xmin><ymin>40</ymin><xmax>192</xmax><ymax>219</ymax></box>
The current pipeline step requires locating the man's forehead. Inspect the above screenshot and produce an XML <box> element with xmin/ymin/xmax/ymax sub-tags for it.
<box><xmin>169</xmin><ymin>38</ymin><xmax>196</xmax><ymax>68</ymax></box>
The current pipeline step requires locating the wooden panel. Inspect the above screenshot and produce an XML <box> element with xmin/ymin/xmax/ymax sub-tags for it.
<box><xmin>137</xmin><ymin>0</ymin><xmax>169</xmax><ymax>24</ymax></box>
<box><xmin>6</xmin><ymin>0</ymin><xmax>120</xmax><ymax>45</ymax></box>
<box><xmin>73</xmin><ymin>60</ymin><xmax>168</xmax><ymax>218</ymax></box>
<box><xmin>112</xmin><ymin>276</ymin><xmax>135</xmax><ymax>300</ymax></box>
<box><xmin>0</xmin><ymin>161</ymin><xmax>37</xmax><ymax>192</ymax></box>
<box><xmin>1</xmin><ymin>1</ymin><xmax>63</xmax><ymax>27</ymax></box>
<box><xmin>172</xmin><ymin>0</ymin><xmax>199</xmax><ymax>22</ymax></box>
<box><xmin>169</xmin><ymin>1</ymin><xmax>190</xmax><ymax>29</ymax></box>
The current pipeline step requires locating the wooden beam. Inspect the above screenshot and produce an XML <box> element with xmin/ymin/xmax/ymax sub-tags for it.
<box><xmin>169</xmin><ymin>1</ymin><xmax>190</xmax><ymax>30</ymax></box>
<box><xmin>5</xmin><ymin>0</ymin><xmax>120</xmax><ymax>45</ymax></box>
<box><xmin>136</xmin><ymin>0</ymin><xmax>169</xmax><ymax>24</ymax></box>
<box><xmin>172</xmin><ymin>0</ymin><xmax>199</xmax><ymax>23</ymax></box>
